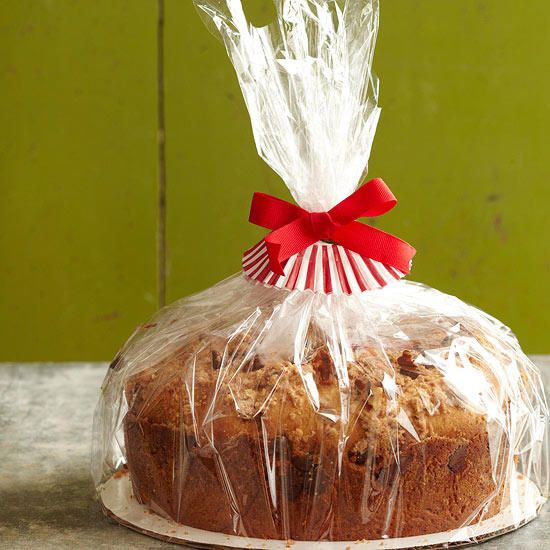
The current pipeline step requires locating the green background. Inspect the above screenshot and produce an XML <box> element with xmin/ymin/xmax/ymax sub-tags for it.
<box><xmin>1</xmin><ymin>0</ymin><xmax>548</xmax><ymax>361</ymax></box>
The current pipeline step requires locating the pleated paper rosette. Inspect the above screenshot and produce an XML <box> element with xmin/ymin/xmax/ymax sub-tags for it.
<box><xmin>243</xmin><ymin>242</ymin><xmax>406</xmax><ymax>295</ymax></box>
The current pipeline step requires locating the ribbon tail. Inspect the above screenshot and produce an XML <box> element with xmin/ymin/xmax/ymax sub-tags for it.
<box><xmin>334</xmin><ymin>222</ymin><xmax>416</xmax><ymax>274</ymax></box>
<box><xmin>264</xmin><ymin>240</ymin><xmax>285</xmax><ymax>276</ymax></box>
<box><xmin>264</xmin><ymin>216</ymin><xmax>319</xmax><ymax>276</ymax></box>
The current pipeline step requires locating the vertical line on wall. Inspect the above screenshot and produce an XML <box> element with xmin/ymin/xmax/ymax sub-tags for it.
<box><xmin>157</xmin><ymin>0</ymin><xmax>167</xmax><ymax>308</ymax></box>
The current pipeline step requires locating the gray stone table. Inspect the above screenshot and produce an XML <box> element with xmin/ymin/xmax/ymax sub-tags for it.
<box><xmin>1</xmin><ymin>360</ymin><xmax>549</xmax><ymax>549</ymax></box>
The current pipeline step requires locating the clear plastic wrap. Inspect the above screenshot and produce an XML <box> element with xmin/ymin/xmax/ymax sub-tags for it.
<box><xmin>93</xmin><ymin>1</ymin><xmax>548</xmax><ymax>547</ymax></box>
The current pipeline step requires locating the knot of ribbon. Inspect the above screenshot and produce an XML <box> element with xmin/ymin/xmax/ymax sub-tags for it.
<box><xmin>248</xmin><ymin>178</ymin><xmax>416</xmax><ymax>276</ymax></box>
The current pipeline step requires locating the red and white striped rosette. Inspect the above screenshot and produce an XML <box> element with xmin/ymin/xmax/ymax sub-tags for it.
<box><xmin>242</xmin><ymin>179</ymin><xmax>415</xmax><ymax>295</ymax></box>
<box><xmin>243</xmin><ymin>240</ymin><xmax>405</xmax><ymax>295</ymax></box>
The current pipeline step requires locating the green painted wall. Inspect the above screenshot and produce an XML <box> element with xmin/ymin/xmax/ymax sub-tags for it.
<box><xmin>0</xmin><ymin>1</ymin><xmax>158</xmax><ymax>361</ymax></box>
<box><xmin>1</xmin><ymin>0</ymin><xmax>548</xmax><ymax>360</ymax></box>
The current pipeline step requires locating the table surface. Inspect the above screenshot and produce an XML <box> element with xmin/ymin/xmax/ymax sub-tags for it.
<box><xmin>1</xmin><ymin>359</ymin><xmax>549</xmax><ymax>550</ymax></box>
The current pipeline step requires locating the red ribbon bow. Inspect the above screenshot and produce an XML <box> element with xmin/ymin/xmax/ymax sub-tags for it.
<box><xmin>248</xmin><ymin>178</ymin><xmax>416</xmax><ymax>276</ymax></box>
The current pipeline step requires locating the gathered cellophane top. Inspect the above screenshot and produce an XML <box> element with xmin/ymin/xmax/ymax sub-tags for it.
<box><xmin>92</xmin><ymin>0</ymin><xmax>548</xmax><ymax>545</ymax></box>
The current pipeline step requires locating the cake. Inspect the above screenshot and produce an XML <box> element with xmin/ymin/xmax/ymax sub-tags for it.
<box><xmin>121</xmin><ymin>313</ymin><xmax>513</xmax><ymax>541</ymax></box>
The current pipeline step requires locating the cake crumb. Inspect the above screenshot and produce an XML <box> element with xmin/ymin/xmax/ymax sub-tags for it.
<box><xmin>112</xmin><ymin>464</ymin><xmax>128</xmax><ymax>479</ymax></box>
<box><xmin>286</xmin><ymin>540</ymin><xmax>295</xmax><ymax>548</ymax></box>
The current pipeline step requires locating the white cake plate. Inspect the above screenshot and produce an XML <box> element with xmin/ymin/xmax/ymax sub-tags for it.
<box><xmin>99</xmin><ymin>471</ymin><xmax>545</xmax><ymax>550</ymax></box>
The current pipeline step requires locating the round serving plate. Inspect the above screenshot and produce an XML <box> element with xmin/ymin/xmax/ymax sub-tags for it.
<box><xmin>99</xmin><ymin>471</ymin><xmax>545</xmax><ymax>550</ymax></box>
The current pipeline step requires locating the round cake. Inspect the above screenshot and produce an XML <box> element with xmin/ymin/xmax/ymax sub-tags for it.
<box><xmin>121</xmin><ymin>311</ymin><xmax>514</xmax><ymax>541</ymax></box>
<box><xmin>96</xmin><ymin>1</ymin><xmax>549</xmax><ymax>541</ymax></box>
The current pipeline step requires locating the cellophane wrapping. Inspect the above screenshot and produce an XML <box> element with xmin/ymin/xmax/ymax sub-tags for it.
<box><xmin>92</xmin><ymin>0</ymin><xmax>548</xmax><ymax>545</ymax></box>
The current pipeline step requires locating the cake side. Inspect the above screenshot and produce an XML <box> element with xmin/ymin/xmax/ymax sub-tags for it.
<box><xmin>122</xmin><ymin>318</ymin><xmax>510</xmax><ymax>540</ymax></box>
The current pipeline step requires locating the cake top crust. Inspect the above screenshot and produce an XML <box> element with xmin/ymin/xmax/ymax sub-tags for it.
<box><xmin>122</xmin><ymin>313</ymin><xmax>502</xmax><ymax>463</ymax></box>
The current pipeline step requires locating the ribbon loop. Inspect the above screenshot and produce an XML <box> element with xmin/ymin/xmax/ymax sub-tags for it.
<box><xmin>247</xmin><ymin>178</ymin><xmax>416</xmax><ymax>278</ymax></box>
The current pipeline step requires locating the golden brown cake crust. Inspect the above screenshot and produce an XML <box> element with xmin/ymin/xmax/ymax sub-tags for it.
<box><xmin>123</xmin><ymin>316</ymin><xmax>509</xmax><ymax>541</ymax></box>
